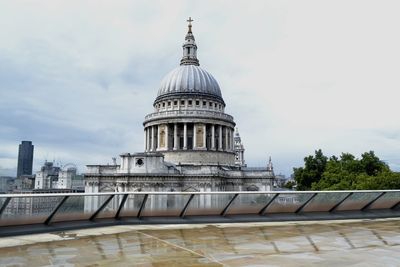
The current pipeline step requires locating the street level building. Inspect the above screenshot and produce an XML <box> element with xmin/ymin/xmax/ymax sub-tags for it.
<box><xmin>85</xmin><ymin>19</ymin><xmax>275</xmax><ymax>195</ymax></box>
<box><xmin>35</xmin><ymin>161</ymin><xmax>84</xmax><ymax>191</ymax></box>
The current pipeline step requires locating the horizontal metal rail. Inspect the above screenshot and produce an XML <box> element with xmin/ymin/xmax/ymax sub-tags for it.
<box><xmin>2</xmin><ymin>190</ymin><xmax>400</xmax><ymax>198</ymax></box>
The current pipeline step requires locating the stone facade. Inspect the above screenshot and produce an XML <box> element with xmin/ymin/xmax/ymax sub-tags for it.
<box><xmin>85</xmin><ymin>19</ymin><xmax>275</xmax><ymax>194</ymax></box>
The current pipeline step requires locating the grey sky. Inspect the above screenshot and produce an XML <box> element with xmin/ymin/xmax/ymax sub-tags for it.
<box><xmin>1</xmin><ymin>0</ymin><xmax>399</xmax><ymax>176</ymax></box>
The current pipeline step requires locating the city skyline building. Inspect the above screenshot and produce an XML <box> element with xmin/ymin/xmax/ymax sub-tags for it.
<box><xmin>16</xmin><ymin>141</ymin><xmax>34</xmax><ymax>178</ymax></box>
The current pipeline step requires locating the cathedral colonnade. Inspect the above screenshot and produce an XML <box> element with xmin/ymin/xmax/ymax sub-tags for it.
<box><xmin>143</xmin><ymin>123</ymin><xmax>235</xmax><ymax>152</ymax></box>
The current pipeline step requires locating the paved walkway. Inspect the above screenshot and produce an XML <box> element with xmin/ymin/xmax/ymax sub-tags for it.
<box><xmin>1</xmin><ymin>219</ymin><xmax>400</xmax><ymax>266</ymax></box>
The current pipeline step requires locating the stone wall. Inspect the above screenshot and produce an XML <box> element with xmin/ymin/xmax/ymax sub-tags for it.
<box><xmin>163</xmin><ymin>150</ymin><xmax>235</xmax><ymax>166</ymax></box>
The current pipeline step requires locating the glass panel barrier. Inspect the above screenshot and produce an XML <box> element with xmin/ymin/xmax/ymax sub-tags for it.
<box><xmin>141</xmin><ymin>194</ymin><xmax>191</xmax><ymax>217</ymax></box>
<box><xmin>0</xmin><ymin>196</ymin><xmax>63</xmax><ymax>226</ymax></box>
<box><xmin>96</xmin><ymin>194</ymin><xmax>126</xmax><ymax>219</ymax></box>
<box><xmin>367</xmin><ymin>192</ymin><xmax>400</xmax><ymax>210</ymax></box>
<box><xmin>225</xmin><ymin>193</ymin><xmax>277</xmax><ymax>215</ymax></box>
<box><xmin>301</xmin><ymin>192</ymin><xmax>350</xmax><ymax>212</ymax></box>
<box><xmin>265</xmin><ymin>193</ymin><xmax>314</xmax><ymax>213</ymax></box>
<box><xmin>185</xmin><ymin>194</ymin><xmax>236</xmax><ymax>216</ymax></box>
<box><xmin>52</xmin><ymin>195</ymin><xmax>110</xmax><ymax>222</ymax></box>
<box><xmin>118</xmin><ymin>194</ymin><xmax>146</xmax><ymax>218</ymax></box>
<box><xmin>335</xmin><ymin>192</ymin><xmax>381</xmax><ymax>211</ymax></box>
<box><xmin>0</xmin><ymin>197</ymin><xmax>8</xmax><ymax>213</ymax></box>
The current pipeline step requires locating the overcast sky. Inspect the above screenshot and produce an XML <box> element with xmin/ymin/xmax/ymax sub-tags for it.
<box><xmin>1</xmin><ymin>0</ymin><xmax>400</xmax><ymax>176</ymax></box>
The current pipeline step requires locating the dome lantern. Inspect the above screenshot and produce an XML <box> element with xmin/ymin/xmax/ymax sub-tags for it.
<box><xmin>180</xmin><ymin>17</ymin><xmax>199</xmax><ymax>66</ymax></box>
<box><xmin>155</xmin><ymin>18</ymin><xmax>224</xmax><ymax>104</ymax></box>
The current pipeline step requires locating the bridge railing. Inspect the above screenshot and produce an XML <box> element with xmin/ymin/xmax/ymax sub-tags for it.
<box><xmin>1</xmin><ymin>190</ymin><xmax>400</xmax><ymax>230</ymax></box>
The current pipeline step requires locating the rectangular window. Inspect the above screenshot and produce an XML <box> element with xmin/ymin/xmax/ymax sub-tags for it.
<box><xmin>196</xmin><ymin>100</ymin><xmax>200</xmax><ymax>106</ymax></box>
<box><xmin>162</xmin><ymin>103</ymin><xmax>165</xmax><ymax>107</ymax></box>
<box><xmin>174</xmin><ymin>101</ymin><xmax>178</xmax><ymax>106</ymax></box>
<box><xmin>188</xmin><ymin>100</ymin><xmax>192</xmax><ymax>106</ymax></box>
<box><xmin>203</xmin><ymin>101</ymin><xmax>206</xmax><ymax>106</ymax></box>
<box><xmin>181</xmin><ymin>100</ymin><xmax>185</xmax><ymax>105</ymax></box>
<box><xmin>214</xmin><ymin>103</ymin><xmax>217</xmax><ymax>108</ymax></box>
<box><xmin>209</xmin><ymin>102</ymin><xmax>212</xmax><ymax>107</ymax></box>
<box><xmin>168</xmin><ymin>102</ymin><xmax>171</xmax><ymax>106</ymax></box>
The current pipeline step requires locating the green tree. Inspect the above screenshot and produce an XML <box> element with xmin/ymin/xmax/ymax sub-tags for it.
<box><xmin>360</xmin><ymin>151</ymin><xmax>389</xmax><ymax>176</ymax></box>
<box><xmin>294</xmin><ymin>149</ymin><xmax>327</xmax><ymax>190</ymax></box>
<box><xmin>301</xmin><ymin>150</ymin><xmax>397</xmax><ymax>191</ymax></box>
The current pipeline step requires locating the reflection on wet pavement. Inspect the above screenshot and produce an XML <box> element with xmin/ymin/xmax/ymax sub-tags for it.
<box><xmin>1</xmin><ymin>220</ymin><xmax>400</xmax><ymax>266</ymax></box>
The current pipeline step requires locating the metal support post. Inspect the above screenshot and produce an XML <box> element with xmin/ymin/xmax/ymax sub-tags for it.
<box><xmin>137</xmin><ymin>194</ymin><xmax>149</xmax><ymax>219</ymax></box>
<box><xmin>45</xmin><ymin>196</ymin><xmax>69</xmax><ymax>225</ymax></box>
<box><xmin>90</xmin><ymin>195</ymin><xmax>115</xmax><ymax>221</ymax></box>
<box><xmin>259</xmin><ymin>193</ymin><xmax>279</xmax><ymax>215</ymax></box>
<box><xmin>295</xmin><ymin>193</ymin><xmax>318</xmax><ymax>213</ymax></box>
<box><xmin>180</xmin><ymin>194</ymin><xmax>195</xmax><ymax>218</ymax></box>
<box><xmin>329</xmin><ymin>192</ymin><xmax>353</xmax><ymax>212</ymax></box>
<box><xmin>115</xmin><ymin>194</ymin><xmax>129</xmax><ymax>220</ymax></box>
<box><xmin>221</xmin><ymin>194</ymin><xmax>239</xmax><ymax>216</ymax></box>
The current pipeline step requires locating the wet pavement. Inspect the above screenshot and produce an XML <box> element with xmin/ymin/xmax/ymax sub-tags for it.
<box><xmin>1</xmin><ymin>219</ymin><xmax>400</xmax><ymax>266</ymax></box>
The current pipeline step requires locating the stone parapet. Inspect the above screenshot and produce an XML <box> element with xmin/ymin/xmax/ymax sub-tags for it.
<box><xmin>144</xmin><ymin>109</ymin><xmax>234</xmax><ymax>124</ymax></box>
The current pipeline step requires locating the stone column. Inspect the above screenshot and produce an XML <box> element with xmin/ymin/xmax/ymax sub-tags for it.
<box><xmin>166</xmin><ymin>124</ymin><xmax>169</xmax><ymax>150</ymax></box>
<box><xmin>193</xmin><ymin>124</ymin><xmax>197</xmax><ymax>149</ymax></box>
<box><xmin>147</xmin><ymin>127</ymin><xmax>150</xmax><ymax>152</ymax></box>
<box><xmin>151</xmin><ymin>126</ymin><xmax>155</xmax><ymax>151</ymax></box>
<box><xmin>183</xmin><ymin>123</ymin><xmax>187</xmax><ymax>150</ymax></box>
<box><xmin>157</xmin><ymin>125</ymin><xmax>161</xmax><ymax>150</ymax></box>
<box><xmin>218</xmin><ymin>125</ymin><xmax>223</xmax><ymax>150</ymax></box>
<box><xmin>144</xmin><ymin>128</ymin><xmax>147</xmax><ymax>151</ymax></box>
<box><xmin>173</xmin><ymin>123</ymin><xmax>178</xmax><ymax>150</ymax></box>
<box><xmin>225</xmin><ymin>126</ymin><xmax>229</xmax><ymax>151</ymax></box>
<box><xmin>202</xmin><ymin>124</ymin><xmax>206</xmax><ymax>149</ymax></box>
<box><xmin>231</xmin><ymin>128</ymin><xmax>234</xmax><ymax>151</ymax></box>
<box><xmin>211</xmin><ymin>124</ymin><xmax>215</xmax><ymax>150</ymax></box>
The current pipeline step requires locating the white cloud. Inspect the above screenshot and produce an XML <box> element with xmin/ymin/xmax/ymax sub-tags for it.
<box><xmin>1</xmin><ymin>0</ymin><xmax>399</xmax><ymax>176</ymax></box>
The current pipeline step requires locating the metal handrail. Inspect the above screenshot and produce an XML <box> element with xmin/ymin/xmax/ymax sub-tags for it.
<box><xmin>1</xmin><ymin>189</ymin><xmax>400</xmax><ymax>236</ymax></box>
<box><xmin>2</xmin><ymin>190</ymin><xmax>400</xmax><ymax>198</ymax></box>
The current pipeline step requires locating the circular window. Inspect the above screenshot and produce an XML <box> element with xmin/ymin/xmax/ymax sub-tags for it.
<box><xmin>136</xmin><ymin>158</ymin><xmax>144</xmax><ymax>166</ymax></box>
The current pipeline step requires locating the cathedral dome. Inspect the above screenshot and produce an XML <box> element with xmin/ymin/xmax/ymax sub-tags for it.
<box><xmin>156</xmin><ymin>65</ymin><xmax>223</xmax><ymax>101</ymax></box>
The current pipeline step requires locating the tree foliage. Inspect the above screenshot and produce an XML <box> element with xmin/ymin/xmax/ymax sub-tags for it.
<box><xmin>293</xmin><ymin>149</ymin><xmax>327</xmax><ymax>190</ymax></box>
<box><xmin>293</xmin><ymin>150</ymin><xmax>400</xmax><ymax>190</ymax></box>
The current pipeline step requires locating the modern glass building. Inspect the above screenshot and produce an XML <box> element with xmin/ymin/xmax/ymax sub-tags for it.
<box><xmin>16</xmin><ymin>141</ymin><xmax>34</xmax><ymax>178</ymax></box>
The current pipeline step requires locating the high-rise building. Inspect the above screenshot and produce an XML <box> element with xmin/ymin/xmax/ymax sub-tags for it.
<box><xmin>17</xmin><ymin>141</ymin><xmax>34</xmax><ymax>178</ymax></box>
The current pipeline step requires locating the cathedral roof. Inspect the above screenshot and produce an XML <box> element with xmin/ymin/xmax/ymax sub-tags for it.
<box><xmin>155</xmin><ymin>18</ymin><xmax>224</xmax><ymax>103</ymax></box>
<box><xmin>156</xmin><ymin>65</ymin><xmax>222</xmax><ymax>100</ymax></box>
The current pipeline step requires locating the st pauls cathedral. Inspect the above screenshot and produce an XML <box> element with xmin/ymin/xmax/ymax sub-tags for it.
<box><xmin>84</xmin><ymin>19</ymin><xmax>275</xmax><ymax>193</ymax></box>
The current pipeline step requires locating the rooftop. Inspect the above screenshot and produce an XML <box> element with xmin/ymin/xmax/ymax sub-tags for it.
<box><xmin>1</xmin><ymin>219</ymin><xmax>400</xmax><ymax>266</ymax></box>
